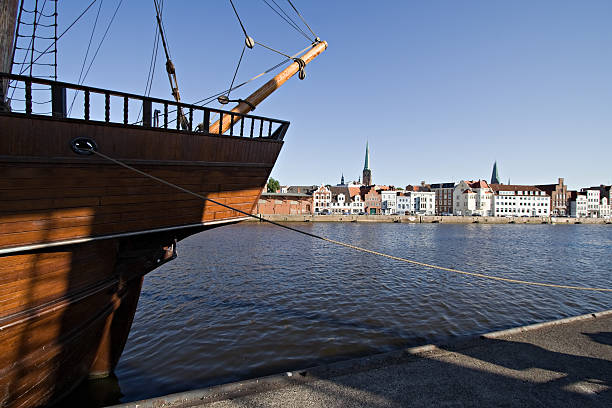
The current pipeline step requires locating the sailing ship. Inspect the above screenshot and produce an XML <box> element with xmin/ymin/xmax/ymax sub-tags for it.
<box><xmin>0</xmin><ymin>1</ymin><xmax>326</xmax><ymax>406</ymax></box>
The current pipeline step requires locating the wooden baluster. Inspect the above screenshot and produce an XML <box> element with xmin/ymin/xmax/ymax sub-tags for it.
<box><xmin>229</xmin><ymin>114</ymin><xmax>234</xmax><ymax>136</ymax></box>
<box><xmin>202</xmin><ymin>109</ymin><xmax>210</xmax><ymax>133</ymax></box>
<box><xmin>259</xmin><ymin>119</ymin><xmax>263</xmax><ymax>137</ymax></box>
<box><xmin>84</xmin><ymin>90</ymin><xmax>90</xmax><ymax>121</ymax></box>
<box><xmin>189</xmin><ymin>107</ymin><xmax>193</xmax><ymax>131</ymax></box>
<box><xmin>176</xmin><ymin>104</ymin><xmax>181</xmax><ymax>130</ymax></box>
<box><xmin>240</xmin><ymin>116</ymin><xmax>244</xmax><ymax>137</ymax></box>
<box><xmin>25</xmin><ymin>80</ymin><xmax>32</xmax><ymax>115</ymax></box>
<box><xmin>268</xmin><ymin>121</ymin><xmax>272</xmax><ymax>137</ymax></box>
<box><xmin>218</xmin><ymin>113</ymin><xmax>223</xmax><ymax>134</ymax></box>
<box><xmin>250</xmin><ymin>117</ymin><xmax>254</xmax><ymax>138</ymax></box>
<box><xmin>164</xmin><ymin>103</ymin><xmax>168</xmax><ymax>128</ymax></box>
<box><xmin>104</xmin><ymin>92</ymin><xmax>110</xmax><ymax>122</ymax></box>
<box><xmin>123</xmin><ymin>97</ymin><xmax>128</xmax><ymax>124</ymax></box>
<box><xmin>142</xmin><ymin>98</ymin><xmax>152</xmax><ymax>127</ymax></box>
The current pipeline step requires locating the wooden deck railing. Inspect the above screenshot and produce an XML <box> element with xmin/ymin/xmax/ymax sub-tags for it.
<box><xmin>0</xmin><ymin>73</ymin><xmax>289</xmax><ymax>141</ymax></box>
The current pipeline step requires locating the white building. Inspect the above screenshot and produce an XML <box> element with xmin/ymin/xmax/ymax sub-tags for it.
<box><xmin>396</xmin><ymin>191</ymin><xmax>435</xmax><ymax>215</ymax></box>
<box><xmin>570</xmin><ymin>193</ymin><xmax>588</xmax><ymax>218</ymax></box>
<box><xmin>313</xmin><ymin>185</ymin><xmax>331</xmax><ymax>213</ymax></box>
<box><xmin>584</xmin><ymin>189</ymin><xmax>601</xmax><ymax>218</ymax></box>
<box><xmin>381</xmin><ymin>190</ymin><xmax>398</xmax><ymax>215</ymax></box>
<box><xmin>600</xmin><ymin>197</ymin><xmax>610</xmax><ymax>218</ymax></box>
<box><xmin>453</xmin><ymin>180</ymin><xmax>493</xmax><ymax>216</ymax></box>
<box><xmin>329</xmin><ymin>186</ymin><xmax>364</xmax><ymax>214</ymax></box>
<box><xmin>490</xmin><ymin>185</ymin><xmax>550</xmax><ymax>217</ymax></box>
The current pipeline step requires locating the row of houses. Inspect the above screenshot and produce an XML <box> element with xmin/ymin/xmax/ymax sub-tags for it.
<box><xmin>256</xmin><ymin>178</ymin><xmax>612</xmax><ymax>218</ymax></box>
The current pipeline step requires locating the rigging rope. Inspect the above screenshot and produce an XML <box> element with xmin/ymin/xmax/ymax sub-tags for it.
<box><xmin>229</xmin><ymin>0</ymin><xmax>251</xmax><ymax>43</ymax></box>
<box><xmin>18</xmin><ymin>0</ymin><xmax>100</xmax><ymax>76</ymax></box>
<box><xmin>227</xmin><ymin>44</ymin><xmax>246</xmax><ymax>100</ymax></box>
<box><xmin>286</xmin><ymin>0</ymin><xmax>318</xmax><ymax>40</ymax></box>
<box><xmin>68</xmin><ymin>0</ymin><xmax>123</xmax><ymax>116</ymax></box>
<box><xmin>68</xmin><ymin>0</ymin><xmax>104</xmax><ymax>115</ymax></box>
<box><xmin>84</xmin><ymin>148</ymin><xmax>612</xmax><ymax>294</ymax></box>
<box><xmin>261</xmin><ymin>0</ymin><xmax>312</xmax><ymax>41</ymax></box>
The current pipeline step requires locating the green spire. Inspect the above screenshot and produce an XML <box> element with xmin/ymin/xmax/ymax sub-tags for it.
<box><xmin>491</xmin><ymin>161</ymin><xmax>500</xmax><ymax>184</ymax></box>
<box><xmin>364</xmin><ymin>141</ymin><xmax>370</xmax><ymax>170</ymax></box>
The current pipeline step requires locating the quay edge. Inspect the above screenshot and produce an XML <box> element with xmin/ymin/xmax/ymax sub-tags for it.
<box><xmin>247</xmin><ymin>214</ymin><xmax>611</xmax><ymax>224</ymax></box>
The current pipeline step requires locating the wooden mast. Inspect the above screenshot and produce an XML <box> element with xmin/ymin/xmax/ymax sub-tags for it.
<box><xmin>0</xmin><ymin>0</ymin><xmax>19</xmax><ymax>108</ymax></box>
<box><xmin>208</xmin><ymin>40</ymin><xmax>327</xmax><ymax>134</ymax></box>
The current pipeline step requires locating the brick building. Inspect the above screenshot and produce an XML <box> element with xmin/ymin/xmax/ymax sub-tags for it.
<box><xmin>535</xmin><ymin>178</ymin><xmax>568</xmax><ymax>216</ymax></box>
<box><xmin>361</xmin><ymin>186</ymin><xmax>381</xmax><ymax>214</ymax></box>
<box><xmin>255</xmin><ymin>193</ymin><xmax>312</xmax><ymax>215</ymax></box>
<box><xmin>430</xmin><ymin>182</ymin><xmax>455</xmax><ymax>215</ymax></box>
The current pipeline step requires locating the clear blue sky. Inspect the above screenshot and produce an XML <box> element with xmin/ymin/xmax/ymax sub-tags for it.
<box><xmin>22</xmin><ymin>0</ymin><xmax>612</xmax><ymax>190</ymax></box>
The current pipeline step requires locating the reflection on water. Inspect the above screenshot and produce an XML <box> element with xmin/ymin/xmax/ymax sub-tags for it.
<box><xmin>72</xmin><ymin>223</ymin><xmax>612</xmax><ymax>405</ymax></box>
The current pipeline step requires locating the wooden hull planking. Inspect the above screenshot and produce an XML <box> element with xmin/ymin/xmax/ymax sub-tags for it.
<box><xmin>0</xmin><ymin>114</ymin><xmax>284</xmax><ymax>407</ymax></box>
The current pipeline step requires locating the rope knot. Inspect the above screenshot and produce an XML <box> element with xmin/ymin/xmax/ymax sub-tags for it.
<box><xmin>293</xmin><ymin>58</ymin><xmax>306</xmax><ymax>80</ymax></box>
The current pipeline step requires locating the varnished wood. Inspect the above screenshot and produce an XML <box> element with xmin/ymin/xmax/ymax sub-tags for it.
<box><xmin>0</xmin><ymin>115</ymin><xmax>281</xmax><ymax>252</ymax></box>
<box><xmin>0</xmin><ymin>97</ymin><xmax>284</xmax><ymax>406</ymax></box>
<box><xmin>209</xmin><ymin>41</ymin><xmax>327</xmax><ymax>134</ymax></box>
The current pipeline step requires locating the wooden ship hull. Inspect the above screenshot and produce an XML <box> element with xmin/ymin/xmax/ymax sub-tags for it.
<box><xmin>0</xmin><ymin>75</ymin><xmax>287</xmax><ymax>407</ymax></box>
<box><xmin>0</xmin><ymin>0</ymin><xmax>326</xmax><ymax>400</ymax></box>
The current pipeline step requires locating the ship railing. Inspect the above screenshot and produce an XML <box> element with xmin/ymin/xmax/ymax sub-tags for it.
<box><xmin>0</xmin><ymin>73</ymin><xmax>289</xmax><ymax>141</ymax></box>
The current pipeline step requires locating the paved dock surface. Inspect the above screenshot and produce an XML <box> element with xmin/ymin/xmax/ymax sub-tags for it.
<box><xmin>115</xmin><ymin>310</ymin><xmax>612</xmax><ymax>408</ymax></box>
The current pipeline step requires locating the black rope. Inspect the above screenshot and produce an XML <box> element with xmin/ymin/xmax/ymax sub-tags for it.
<box><xmin>286</xmin><ymin>0</ymin><xmax>318</xmax><ymax>39</ymax></box>
<box><xmin>19</xmin><ymin>21</ymin><xmax>55</xmax><ymax>27</ymax></box>
<box><xmin>136</xmin><ymin>0</ymin><xmax>163</xmax><ymax>123</ymax></box>
<box><xmin>261</xmin><ymin>0</ymin><xmax>311</xmax><ymax>41</ymax></box>
<box><xmin>227</xmin><ymin>44</ymin><xmax>246</xmax><ymax>99</ymax></box>
<box><xmin>229</xmin><ymin>0</ymin><xmax>250</xmax><ymax>41</ymax></box>
<box><xmin>68</xmin><ymin>0</ymin><xmax>124</xmax><ymax>115</ymax></box>
<box><xmin>254</xmin><ymin>41</ymin><xmax>292</xmax><ymax>58</ymax></box>
<box><xmin>10</xmin><ymin>98</ymin><xmax>52</xmax><ymax>104</ymax></box>
<box><xmin>69</xmin><ymin>0</ymin><xmax>104</xmax><ymax>115</ymax></box>
<box><xmin>18</xmin><ymin>0</ymin><xmax>100</xmax><ymax>76</ymax></box>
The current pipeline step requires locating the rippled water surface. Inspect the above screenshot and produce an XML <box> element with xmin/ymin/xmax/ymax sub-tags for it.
<box><xmin>71</xmin><ymin>223</ymin><xmax>612</xmax><ymax>404</ymax></box>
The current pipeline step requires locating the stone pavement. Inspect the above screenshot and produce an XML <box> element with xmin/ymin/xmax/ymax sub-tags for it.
<box><xmin>113</xmin><ymin>310</ymin><xmax>612</xmax><ymax>408</ymax></box>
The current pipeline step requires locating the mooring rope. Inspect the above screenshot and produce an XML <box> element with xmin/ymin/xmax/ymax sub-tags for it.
<box><xmin>87</xmin><ymin>148</ymin><xmax>612</xmax><ymax>293</ymax></box>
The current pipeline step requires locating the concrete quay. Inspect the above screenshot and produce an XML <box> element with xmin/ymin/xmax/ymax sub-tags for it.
<box><xmin>113</xmin><ymin>310</ymin><xmax>612</xmax><ymax>408</ymax></box>
<box><xmin>247</xmin><ymin>214</ymin><xmax>611</xmax><ymax>225</ymax></box>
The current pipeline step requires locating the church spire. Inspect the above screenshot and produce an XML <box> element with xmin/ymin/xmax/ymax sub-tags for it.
<box><xmin>362</xmin><ymin>142</ymin><xmax>372</xmax><ymax>185</ymax></box>
<box><xmin>491</xmin><ymin>161</ymin><xmax>500</xmax><ymax>184</ymax></box>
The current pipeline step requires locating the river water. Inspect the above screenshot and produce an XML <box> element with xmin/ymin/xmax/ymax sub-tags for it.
<box><xmin>63</xmin><ymin>223</ymin><xmax>612</xmax><ymax>405</ymax></box>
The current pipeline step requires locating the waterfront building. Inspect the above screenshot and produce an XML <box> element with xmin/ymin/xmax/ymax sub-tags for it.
<box><xmin>583</xmin><ymin>185</ymin><xmax>611</xmax><ymax>218</ymax></box>
<box><xmin>395</xmin><ymin>191</ymin><xmax>435</xmax><ymax>215</ymax></box>
<box><xmin>490</xmin><ymin>184</ymin><xmax>550</xmax><ymax>217</ymax></box>
<box><xmin>569</xmin><ymin>192</ymin><xmax>588</xmax><ymax>218</ymax></box>
<box><xmin>429</xmin><ymin>182</ymin><xmax>455</xmax><ymax>215</ymax></box>
<box><xmin>397</xmin><ymin>193</ymin><xmax>413</xmax><ymax>214</ymax></box>
<box><xmin>491</xmin><ymin>162</ymin><xmax>500</xmax><ymax>184</ymax></box>
<box><xmin>600</xmin><ymin>197</ymin><xmax>611</xmax><ymax>218</ymax></box>
<box><xmin>380</xmin><ymin>189</ymin><xmax>398</xmax><ymax>214</ymax></box>
<box><xmin>581</xmin><ymin>188</ymin><xmax>601</xmax><ymax>218</ymax></box>
<box><xmin>362</xmin><ymin>187</ymin><xmax>381</xmax><ymax>214</ymax></box>
<box><xmin>313</xmin><ymin>185</ymin><xmax>332</xmax><ymax>214</ymax></box>
<box><xmin>453</xmin><ymin>180</ymin><xmax>493</xmax><ymax>216</ymax></box>
<box><xmin>256</xmin><ymin>192</ymin><xmax>312</xmax><ymax>215</ymax></box>
<box><xmin>535</xmin><ymin>178</ymin><xmax>568</xmax><ymax>216</ymax></box>
<box><xmin>328</xmin><ymin>186</ymin><xmax>364</xmax><ymax>214</ymax></box>
<box><xmin>362</xmin><ymin>142</ymin><xmax>372</xmax><ymax>186</ymax></box>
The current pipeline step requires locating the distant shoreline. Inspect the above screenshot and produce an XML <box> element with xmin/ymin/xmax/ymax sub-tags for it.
<box><xmin>248</xmin><ymin>214</ymin><xmax>611</xmax><ymax>225</ymax></box>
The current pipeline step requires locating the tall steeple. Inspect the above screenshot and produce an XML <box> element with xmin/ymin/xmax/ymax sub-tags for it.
<box><xmin>491</xmin><ymin>161</ymin><xmax>500</xmax><ymax>184</ymax></box>
<box><xmin>362</xmin><ymin>142</ymin><xmax>372</xmax><ymax>185</ymax></box>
